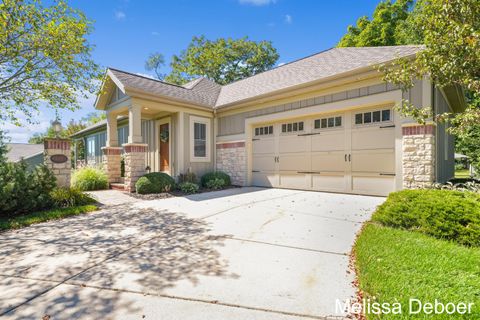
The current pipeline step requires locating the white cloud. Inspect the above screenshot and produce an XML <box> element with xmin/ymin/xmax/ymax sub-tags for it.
<box><xmin>0</xmin><ymin>112</ymin><xmax>51</xmax><ymax>143</ymax></box>
<box><xmin>239</xmin><ymin>0</ymin><xmax>276</xmax><ymax>6</ymax></box>
<box><xmin>284</xmin><ymin>14</ymin><xmax>292</xmax><ymax>24</ymax></box>
<box><xmin>114</xmin><ymin>10</ymin><xmax>126</xmax><ymax>21</ymax></box>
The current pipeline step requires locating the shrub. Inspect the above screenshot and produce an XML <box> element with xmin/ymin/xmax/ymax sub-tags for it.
<box><xmin>178</xmin><ymin>182</ymin><xmax>199</xmax><ymax>194</ymax></box>
<box><xmin>206</xmin><ymin>178</ymin><xmax>225</xmax><ymax>190</ymax></box>
<box><xmin>430</xmin><ymin>181</ymin><xmax>480</xmax><ymax>193</ymax></box>
<box><xmin>0</xmin><ymin>162</ymin><xmax>56</xmax><ymax>215</ymax></box>
<box><xmin>372</xmin><ymin>189</ymin><xmax>480</xmax><ymax>247</ymax></box>
<box><xmin>50</xmin><ymin>187</ymin><xmax>96</xmax><ymax>208</ymax></box>
<box><xmin>201</xmin><ymin>171</ymin><xmax>231</xmax><ymax>188</ymax></box>
<box><xmin>71</xmin><ymin>167</ymin><xmax>108</xmax><ymax>191</ymax></box>
<box><xmin>135</xmin><ymin>172</ymin><xmax>175</xmax><ymax>194</ymax></box>
<box><xmin>178</xmin><ymin>171</ymin><xmax>197</xmax><ymax>184</ymax></box>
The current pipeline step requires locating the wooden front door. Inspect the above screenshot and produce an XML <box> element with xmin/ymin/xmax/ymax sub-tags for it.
<box><xmin>160</xmin><ymin>123</ymin><xmax>170</xmax><ymax>172</ymax></box>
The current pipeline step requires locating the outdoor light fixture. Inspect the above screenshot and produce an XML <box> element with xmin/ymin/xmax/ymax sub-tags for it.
<box><xmin>52</xmin><ymin>119</ymin><xmax>62</xmax><ymax>138</ymax></box>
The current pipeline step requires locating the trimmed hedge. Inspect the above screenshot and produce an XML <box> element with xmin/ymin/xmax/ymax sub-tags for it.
<box><xmin>136</xmin><ymin>172</ymin><xmax>175</xmax><ymax>194</ymax></box>
<box><xmin>372</xmin><ymin>189</ymin><xmax>480</xmax><ymax>247</ymax></box>
<box><xmin>71</xmin><ymin>167</ymin><xmax>108</xmax><ymax>191</ymax></box>
<box><xmin>200</xmin><ymin>171</ymin><xmax>231</xmax><ymax>188</ymax></box>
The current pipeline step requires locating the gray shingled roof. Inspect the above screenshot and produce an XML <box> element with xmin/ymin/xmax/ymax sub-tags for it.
<box><xmin>215</xmin><ymin>45</ymin><xmax>422</xmax><ymax>107</ymax></box>
<box><xmin>6</xmin><ymin>143</ymin><xmax>43</xmax><ymax>162</ymax></box>
<box><xmin>77</xmin><ymin>46</ymin><xmax>422</xmax><ymax>137</ymax></box>
<box><xmin>109</xmin><ymin>69</ymin><xmax>221</xmax><ymax>107</ymax></box>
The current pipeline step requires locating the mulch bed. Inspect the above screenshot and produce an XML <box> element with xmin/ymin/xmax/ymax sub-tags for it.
<box><xmin>128</xmin><ymin>185</ymin><xmax>240</xmax><ymax>200</ymax></box>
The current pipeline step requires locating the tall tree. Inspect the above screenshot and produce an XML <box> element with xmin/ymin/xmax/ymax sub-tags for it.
<box><xmin>0</xmin><ymin>0</ymin><xmax>101</xmax><ymax>125</ymax></box>
<box><xmin>162</xmin><ymin>36</ymin><xmax>279</xmax><ymax>85</ymax></box>
<box><xmin>337</xmin><ymin>0</ymin><xmax>416</xmax><ymax>47</ymax></box>
<box><xmin>145</xmin><ymin>52</ymin><xmax>165</xmax><ymax>80</ymax></box>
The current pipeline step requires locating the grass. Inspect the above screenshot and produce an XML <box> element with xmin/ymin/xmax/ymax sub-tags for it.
<box><xmin>0</xmin><ymin>205</ymin><xmax>98</xmax><ymax>231</ymax></box>
<box><xmin>455</xmin><ymin>169</ymin><xmax>471</xmax><ymax>178</ymax></box>
<box><xmin>354</xmin><ymin>223</ymin><xmax>480</xmax><ymax>319</ymax></box>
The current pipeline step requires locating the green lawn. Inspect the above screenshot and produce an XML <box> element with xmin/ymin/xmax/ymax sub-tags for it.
<box><xmin>455</xmin><ymin>169</ymin><xmax>471</xmax><ymax>179</ymax></box>
<box><xmin>354</xmin><ymin>223</ymin><xmax>480</xmax><ymax>319</ymax></box>
<box><xmin>0</xmin><ymin>205</ymin><xmax>98</xmax><ymax>231</ymax></box>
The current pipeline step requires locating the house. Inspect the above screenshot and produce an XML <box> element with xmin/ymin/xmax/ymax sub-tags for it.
<box><xmin>6</xmin><ymin>143</ymin><xmax>44</xmax><ymax>169</ymax></box>
<box><xmin>71</xmin><ymin>46</ymin><xmax>466</xmax><ymax>195</ymax></box>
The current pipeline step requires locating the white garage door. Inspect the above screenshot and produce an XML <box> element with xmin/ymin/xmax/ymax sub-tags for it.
<box><xmin>251</xmin><ymin>108</ymin><xmax>396</xmax><ymax>196</ymax></box>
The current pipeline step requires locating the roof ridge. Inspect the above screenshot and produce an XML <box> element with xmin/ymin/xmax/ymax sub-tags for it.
<box><xmin>108</xmin><ymin>67</ymin><xmax>191</xmax><ymax>90</ymax></box>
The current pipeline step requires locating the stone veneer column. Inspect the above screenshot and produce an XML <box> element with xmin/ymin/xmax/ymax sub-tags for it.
<box><xmin>44</xmin><ymin>138</ymin><xmax>71</xmax><ymax>188</ymax></box>
<box><xmin>101</xmin><ymin>147</ymin><xmax>122</xmax><ymax>184</ymax></box>
<box><xmin>402</xmin><ymin>124</ymin><xmax>436</xmax><ymax>189</ymax></box>
<box><xmin>123</xmin><ymin>143</ymin><xmax>148</xmax><ymax>192</ymax></box>
<box><xmin>216</xmin><ymin>141</ymin><xmax>246</xmax><ymax>186</ymax></box>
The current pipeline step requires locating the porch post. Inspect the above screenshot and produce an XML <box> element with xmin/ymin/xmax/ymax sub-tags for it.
<box><xmin>102</xmin><ymin>112</ymin><xmax>122</xmax><ymax>185</ymax></box>
<box><xmin>106</xmin><ymin>112</ymin><xmax>118</xmax><ymax>147</ymax></box>
<box><xmin>123</xmin><ymin>104</ymin><xmax>147</xmax><ymax>192</ymax></box>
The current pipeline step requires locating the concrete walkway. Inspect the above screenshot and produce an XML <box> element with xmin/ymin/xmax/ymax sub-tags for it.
<box><xmin>86</xmin><ymin>189</ymin><xmax>140</xmax><ymax>206</ymax></box>
<box><xmin>0</xmin><ymin>188</ymin><xmax>384</xmax><ymax>319</ymax></box>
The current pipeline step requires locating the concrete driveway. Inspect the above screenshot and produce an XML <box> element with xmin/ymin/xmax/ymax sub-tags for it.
<box><xmin>0</xmin><ymin>187</ymin><xmax>384</xmax><ymax>319</ymax></box>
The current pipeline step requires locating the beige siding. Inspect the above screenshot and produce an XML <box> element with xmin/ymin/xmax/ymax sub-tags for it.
<box><xmin>435</xmin><ymin>88</ymin><xmax>455</xmax><ymax>182</ymax></box>
<box><xmin>217</xmin><ymin>82</ymin><xmax>404</xmax><ymax>136</ymax></box>
<box><xmin>183</xmin><ymin>113</ymin><xmax>214</xmax><ymax>177</ymax></box>
<box><xmin>141</xmin><ymin>120</ymin><xmax>157</xmax><ymax>172</ymax></box>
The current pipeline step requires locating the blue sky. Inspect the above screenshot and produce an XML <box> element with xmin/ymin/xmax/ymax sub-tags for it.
<box><xmin>4</xmin><ymin>0</ymin><xmax>381</xmax><ymax>142</ymax></box>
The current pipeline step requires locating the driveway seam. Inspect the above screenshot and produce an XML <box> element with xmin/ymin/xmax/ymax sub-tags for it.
<box><xmin>227</xmin><ymin>237</ymin><xmax>348</xmax><ymax>256</ymax></box>
<box><xmin>0</xmin><ymin>273</ymin><xmax>340</xmax><ymax>320</ymax></box>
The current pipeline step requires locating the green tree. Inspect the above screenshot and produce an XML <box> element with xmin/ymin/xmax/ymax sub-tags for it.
<box><xmin>162</xmin><ymin>36</ymin><xmax>279</xmax><ymax>85</ymax></box>
<box><xmin>145</xmin><ymin>52</ymin><xmax>165</xmax><ymax>80</ymax></box>
<box><xmin>0</xmin><ymin>131</ymin><xmax>9</xmax><ymax>163</ymax></box>
<box><xmin>337</xmin><ymin>0</ymin><xmax>416</xmax><ymax>47</ymax></box>
<box><xmin>0</xmin><ymin>0</ymin><xmax>101</xmax><ymax>125</ymax></box>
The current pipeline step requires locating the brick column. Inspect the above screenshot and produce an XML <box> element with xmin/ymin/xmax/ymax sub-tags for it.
<box><xmin>402</xmin><ymin>124</ymin><xmax>436</xmax><ymax>189</ymax></box>
<box><xmin>44</xmin><ymin>138</ymin><xmax>71</xmax><ymax>188</ymax></box>
<box><xmin>216</xmin><ymin>141</ymin><xmax>246</xmax><ymax>186</ymax></box>
<box><xmin>102</xmin><ymin>147</ymin><xmax>122</xmax><ymax>184</ymax></box>
<box><xmin>123</xmin><ymin>143</ymin><xmax>147</xmax><ymax>192</ymax></box>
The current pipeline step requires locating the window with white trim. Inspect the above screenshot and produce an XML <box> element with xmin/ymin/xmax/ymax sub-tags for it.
<box><xmin>314</xmin><ymin>116</ymin><xmax>342</xmax><ymax>129</ymax></box>
<box><xmin>254</xmin><ymin>125</ymin><xmax>273</xmax><ymax>136</ymax></box>
<box><xmin>355</xmin><ymin>109</ymin><xmax>391</xmax><ymax>125</ymax></box>
<box><xmin>281</xmin><ymin>121</ymin><xmax>304</xmax><ymax>133</ymax></box>
<box><xmin>190</xmin><ymin>116</ymin><xmax>211</xmax><ymax>162</ymax></box>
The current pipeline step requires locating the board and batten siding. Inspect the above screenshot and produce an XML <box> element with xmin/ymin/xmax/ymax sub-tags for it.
<box><xmin>217</xmin><ymin>81</ymin><xmax>424</xmax><ymax>136</ymax></box>
<box><xmin>435</xmin><ymin>88</ymin><xmax>455</xmax><ymax>183</ymax></box>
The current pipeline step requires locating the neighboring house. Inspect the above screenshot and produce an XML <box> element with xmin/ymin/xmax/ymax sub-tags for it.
<box><xmin>6</xmin><ymin>143</ymin><xmax>44</xmax><ymax>169</ymax></box>
<box><xmin>72</xmin><ymin>46</ymin><xmax>466</xmax><ymax>195</ymax></box>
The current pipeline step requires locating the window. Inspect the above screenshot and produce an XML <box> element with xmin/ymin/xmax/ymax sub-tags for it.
<box><xmin>314</xmin><ymin>116</ymin><xmax>343</xmax><ymax>129</ymax></box>
<box><xmin>190</xmin><ymin>116</ymin><xmax>211</xmax><ymax>162</ymax></box>
<box><xmin>254</xmin><ymin>125</ymin><xmax>273</xmax><ymax>136</ymax></box>
<box><xmin>355</xmin><ymin>109</ymin><xmax>392</xmax><ymax>125</ymax></box>
<box><xmin>194</xmin><ymin>122</ymin><xmax>206</xmax><ymax>157</ymax></box>
<box><xmin>86</xmin><ymin>137</ymin><xmax>95</xmax><ymax>158</ymax></box>
<box><xmin>281</xmin><ymin>121</ymin><xmax>304</xmax><ymax>133</ymax></box>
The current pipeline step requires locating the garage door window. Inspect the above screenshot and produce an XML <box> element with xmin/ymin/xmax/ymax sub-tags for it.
<box><xmin>281</xmin><ymin>121</ymin><xmax>304</xmax><ymax>133</ymax></box>
<box><xmin>314</xmin><ymin>116</ymin><xmax>342</xmax><ymax>129</ymax></box>
<box><xmin>355</xmin><ymin>108</ymin><xmax>392</xmax><ymax>125</ymax></box>
<box><xmin>255</xmin><ymin>125</ymin><xmax>273</xmax><ymax>136</ymax></box>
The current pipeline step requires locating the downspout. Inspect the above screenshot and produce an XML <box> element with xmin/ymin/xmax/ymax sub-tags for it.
<box><xmin>433</xmin><ymin>84</ymin><xmax>439</xmax><ymax>183</ymax></box>
<box><xmin>213</xmin><ymin>108</ymin><xmax>217</xmax><ymax>171</ymax></box>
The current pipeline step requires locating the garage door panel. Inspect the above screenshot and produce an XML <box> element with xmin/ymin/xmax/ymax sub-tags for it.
<box><xmin>312</xmin><ymin>174</ymin><xmax>346</xmax><ymax>192</ymax></box>
<box><xmin>351</xmin><ymin>150</ymin><xmax>395</xmax><ymax>173</ymax></box>
<box><xmin>252</xmin><ymin>172</ymin><xmax>278</xmax><ymax>188</ymax></box>
<box><xmin>351</xmin><ymin>175</ymin><xmax>395</xmax><ymax>196</ymax></box>
<box><xmin>253</xmin><ymin>139</ymin><xmax>275</xmax><ymax>154</ymax></box>
<box><xmin>311</xmin><ymin>133</ymin><xmax>344</xmax><ymax>152</ymax></box>
<box><xmin>253</xmin><ymin>155</ymin><xmax>275</xmax><ymax>172</ymax></box>
<box><xmin>311</xmin><ymin>152</ymin><xmax>346</xmax><ymax>172</ymax></box>
<box><xmin>352</xmin><ymin>128</ymin><xmax>394</xmax><ymax>150</ymax></box>
<box><xmin>279</xmin><ymin>173</ymin><xmax>309</xmax><ymax>190</ymax></box>
<box><xmin>279</xmin><ymin>154</ymin><xmax>309</xmax><ymax>172</ymax></box>
<box><xmin>279</xmin><ymin>136</ymin><xmax>308</xmax><ymax>153</ymax></box>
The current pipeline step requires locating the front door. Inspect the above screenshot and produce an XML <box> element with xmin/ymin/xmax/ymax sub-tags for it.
<box><xmin>160</xmin><ymin>123</ymin><xmax>170</xmax><ymax>172</ymax></box>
